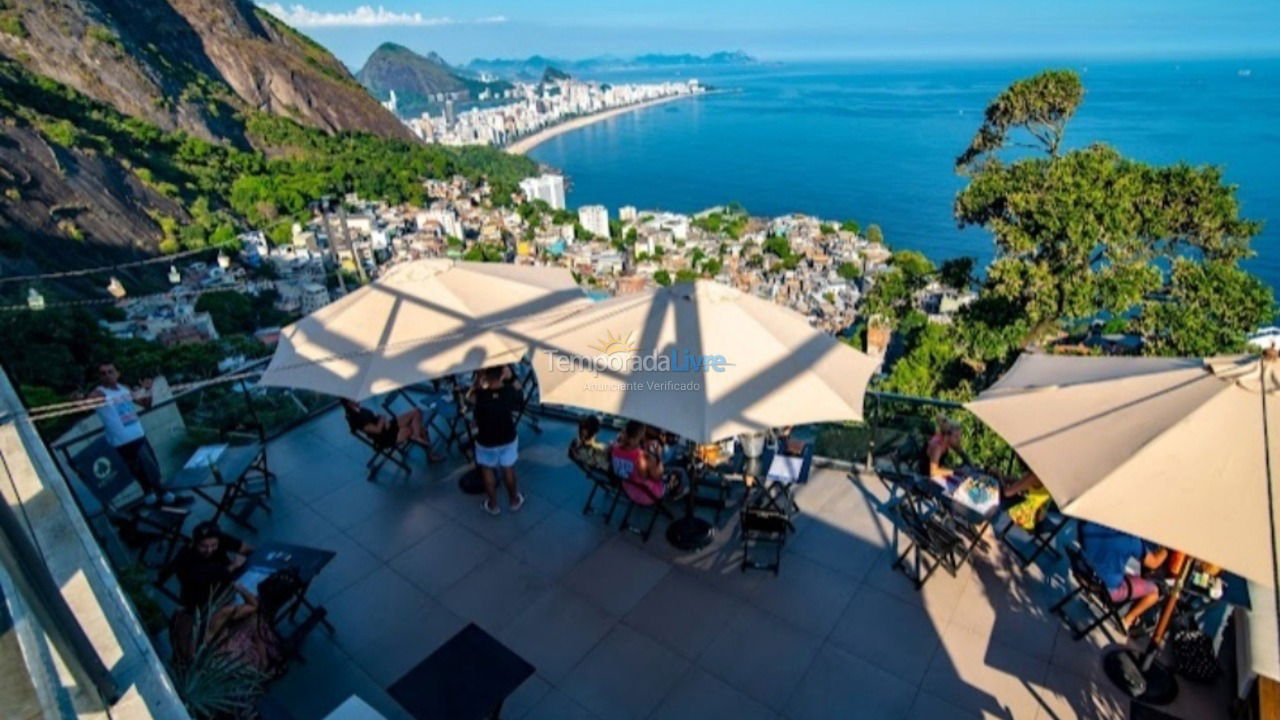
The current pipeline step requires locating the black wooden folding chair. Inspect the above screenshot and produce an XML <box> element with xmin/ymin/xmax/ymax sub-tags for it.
<box><xmin>346</xmin><ymin>416</ymin><xmax>413</xmax><ymax>482</ymax></box>
<box><xmin>382</xmin><ymin>390</ymin><xmax>448</xmax><ymax>462</ymax></box>
<box><xmin>740</xmin><ymin>483</ymin><xmax>796</xmax><ymax>574</ymax></box>
<box><xmin>215</xmin><ymin>421</ymin><xmax>274</xmax><ymax>528</ymax></box>
<box><xmin>998</xmin><ymin>503</ymin><xmax>1068</xmax><ymax>567</ymax></box>
<box><xmin>1050</xmin><ymin>543</ymin><xmax>1134</xmax><ymax>641</ymax></box>
<box><xmin>570</xmin><ymin>448</ymin><xmax>623</xmax><ymax>523</ymax></box>
<box><xmin>512</xmin><ymin>363</ymin><xmax>543</xmax><ymax>434</ymax></box>
<box><xmin>616</xmin><ymin>471</ymin><xmax>680</xmax><ymax>542</ymax></box>
<box><xmin>891</xmin><ymin>485</ymin><xmax>966</xmax><ymax>589</ymax></box>
<box><xmin>65</xmin><ymin>437</ymin><xmax>190</xmax><ymax>569</ymax></box>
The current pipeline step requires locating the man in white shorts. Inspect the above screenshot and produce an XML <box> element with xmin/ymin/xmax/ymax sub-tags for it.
<box><xmin>470</xmin><ymin>366</ymin><xmax>524</xmax><ymax>515</ymax></box>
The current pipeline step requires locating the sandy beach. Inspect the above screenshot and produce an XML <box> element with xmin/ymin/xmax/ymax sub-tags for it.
<box><xmin>505</xmin><ymin>93</ymin><xmax>699</xmax><ymax>155</ymax></box>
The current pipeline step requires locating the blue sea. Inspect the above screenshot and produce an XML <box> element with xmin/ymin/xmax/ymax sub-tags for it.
<box><xmin>528</xmin><ymin>58</ymin><xmax>1280</xmax><ymax>289</ymax></box>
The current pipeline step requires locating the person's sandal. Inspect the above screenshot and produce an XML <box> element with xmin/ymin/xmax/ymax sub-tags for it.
<box><xmin>510</xmin><ymin>493</ymin><xmax>526</xmax><ymax>512</ymax></box>
<box><xmin>482</xmin><ymin>499</ymin><xmax>501</xmax><ymax>516</ymax></box>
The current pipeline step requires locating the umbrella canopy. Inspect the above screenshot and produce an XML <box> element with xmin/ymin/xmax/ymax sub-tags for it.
<box><xmin>258</xmin><ymin>259</ymin><xmax>587</xmax><ymax>400</ymax></box>
<box><xmin>527</xmin><ymin>280</ymin><xmax>879</xmax><ymax>443</ymax></box>
<box><xmin>965</xmin><ymin>352</ymin><xmax>1280</xmax><ymax>587</ymax></box>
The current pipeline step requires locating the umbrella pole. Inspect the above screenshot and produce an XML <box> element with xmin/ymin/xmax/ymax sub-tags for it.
<box><xmin>1104</xmin><ymin>559</ymin><xmax>1189</xmax><ymax>704</ymax></box>
<box><xmin>1260</xmin><ymin>350</ymin><xmax>1280</xmax><ymax>666</ymax></box>
<box><xmin>665</xmin><ymin>439</ymin><xmax>715</xmax><ymax>551</ymax></box>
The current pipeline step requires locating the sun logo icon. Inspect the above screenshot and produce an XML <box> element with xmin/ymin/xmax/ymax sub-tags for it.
<box><xmin>589</xmin><ymin>329</ymin><xmax>638</xmax><ymax>355</ymax></box>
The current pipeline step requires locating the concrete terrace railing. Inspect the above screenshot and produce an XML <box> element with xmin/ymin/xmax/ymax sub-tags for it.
<box><xmin>0</xmin><ymin>366</ymin><xmax>189</xmax><ymax>720</ymax></box>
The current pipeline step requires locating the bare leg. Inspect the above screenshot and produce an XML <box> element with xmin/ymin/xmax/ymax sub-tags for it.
<box><xmin>397</xmin><ymin>409</ymin><xmax>426</xmax><ymax>442</ymax></box>
<box><xmin>480</xmin><ymin>466</ymin><xmax>500</xmax><ymax>510</ymax></box>
<box><xmin>502</xmin><ymin>466</ymin><xmax>520</xmax><ymax>504</ymax></box>
<box><xmin>1123</xmin><ymin>592</ymin><xmax>1161</xmax><ymax>628</ymax></box>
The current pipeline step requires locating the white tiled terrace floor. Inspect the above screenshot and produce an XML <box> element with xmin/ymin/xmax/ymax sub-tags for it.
<box><xmin>247</xmin><ymin>408</ymin><xmax>1235</xmax><ymax>720</ymax></box>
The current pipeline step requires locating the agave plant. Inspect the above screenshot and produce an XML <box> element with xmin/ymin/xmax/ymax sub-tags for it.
<box><xmin>169</xmin><ymin>598</ymin><xmax>268</xmax><ymax>719</ymax></box>
<box><xmin>171</xmin><ymin>641</ymin><xmax>267</xmax><ymax>719</ymax></box>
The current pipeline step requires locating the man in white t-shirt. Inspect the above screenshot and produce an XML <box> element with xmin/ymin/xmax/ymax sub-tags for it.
<box><xmin>91</xmin><ymin>361</ymin><xmax>190</xmax><ymax>507</ymax></box>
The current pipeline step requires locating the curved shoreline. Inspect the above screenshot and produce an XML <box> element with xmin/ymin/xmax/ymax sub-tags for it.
<box><xmin>504</xmin><ymin>93</ymin><xmax>701</xmax><ymax>155</ymax></box>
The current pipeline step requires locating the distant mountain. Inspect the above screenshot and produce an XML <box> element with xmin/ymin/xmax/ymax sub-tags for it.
<box><xmin>356</xmin><ymin>43</ymin><xmax>511</xmax><ymax>117</ymax></box>
<box><xmin>541</xmin><ymin>66</ymin><xmax>571</xmax><ymax>83</ymax></box>
<box><xmin>633</xmin><ymin>51</ymin><xmax>756</xmax><ymax>66</ymax></box>
<box><xmin>467</xmin><ymin>51</ymin><xmax>756</xmax><ymax>81</ymax></box>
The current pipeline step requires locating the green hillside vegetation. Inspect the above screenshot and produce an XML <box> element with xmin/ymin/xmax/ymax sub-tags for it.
<box><xmin>0</xmin><ymin>58</ymin><xmax>535</xmax><ymax>254</ymax></box>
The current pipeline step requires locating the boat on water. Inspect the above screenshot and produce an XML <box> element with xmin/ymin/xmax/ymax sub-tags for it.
<box><xmin>1238</xmin><ymin>68</ymin><xmax>1252</xmax><ymax>77</ymax></box>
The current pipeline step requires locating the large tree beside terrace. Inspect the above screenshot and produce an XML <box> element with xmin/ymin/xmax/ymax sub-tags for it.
<box><xmin>881</xmin><ymin>68</ymin><xmax>1274</xmax><ymax>399</ymax></box>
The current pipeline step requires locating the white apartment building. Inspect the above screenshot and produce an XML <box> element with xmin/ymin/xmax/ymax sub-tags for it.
<box><xmin>416</xmin><ymin>209</ymin><xmax>463</xmax><ymax>240</ymax></box>
<box><xmin>578</xmin><ymin>205</ymin><xmax>610</xmax><ymax>239</ymax></box>
<box><xmin>519</xmin><ymin>174</ymin><xmax>567</xmax><ymax>210</ymax></box>
<box><xmin>619</xmin><ymin>205</ymin><xmax>638</xmax><ymax>223</ymax></box>
<box><xmin>300</xmin><ymin>283</ymin><xmax>331</xmax><ymax>314</ymax></box>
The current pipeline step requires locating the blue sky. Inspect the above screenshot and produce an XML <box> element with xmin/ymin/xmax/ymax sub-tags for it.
<box><xmin>257</xmin><ymin>1</ymin><xmax>1280</xmax><ymax>69</ymax></box>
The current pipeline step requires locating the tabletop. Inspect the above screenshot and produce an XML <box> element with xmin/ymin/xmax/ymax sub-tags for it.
<box><xmin>245</xmin><ymin>541</ymin><xmax>336</xmax><ymax>582</ymax></box>
<box><xmin>1183</xmin><ymin>569</ymin><xmax>1252</xmax><ymax>610</ymax></box>
<box><xmin>388</xmin><ymin>623</ymin><xmax>534</xmax><ymax>720</ymax></box>
<box><xmin>168</xmin><ymin>443</ymin><xmax>264</xmax><ymax>491</ymax></box>
<box><xmin>927</xmin><ymin>471</ymin><xmax>1001</xmax><ymax>523</ymax></box>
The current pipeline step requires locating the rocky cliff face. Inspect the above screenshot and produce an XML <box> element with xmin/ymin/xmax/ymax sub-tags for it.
<box><xmin>0</xmin><ymin>0</ymin><xmax>415</xmax><ymax>282</ymax></box>
<box><xmin>0</xmin><ymin>0</ymin><xmax>411</xmax><ymax>145</ymax></box>
<box><xmin>356</xmin><ymin>43</ymin><xmax>511</xmax><ymax>118</ymax></box>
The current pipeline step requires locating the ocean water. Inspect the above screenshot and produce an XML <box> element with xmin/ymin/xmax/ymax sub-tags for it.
<box><xmin>528</xmin><ymin>58</ymin><xmax>1280</xmax><ymax>289</ymax></box>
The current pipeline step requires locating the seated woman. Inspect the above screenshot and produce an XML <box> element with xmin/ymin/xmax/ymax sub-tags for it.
<box><xmin>610</xmin><ymin>421</ymin><xmax>682</xmax><ymax>505</ymax></box>
<box><xmin>921</xmin><ymin>416</ymin><xmax>971</xmax><ymax>479</ymax></box>
<box><xmin>569</xmin><ymin>415</ymin><xmax>610</xmax><ymax>472</ymax></box>
<box><xmin>998</xmin><ymin>462</ymin><xmax>1052</xmax><ymax>532</ymax></box>
<box><xmin>174</xmin><ymin>569</ymin><xmax>294</xmax><ymax>679</ymax></box>
<box><xmin>341</xmin><ymin>398</ymin><xmax>443</xmax><ymax>462</ymax></box>
<box><xmin>1079</xmin><ymin>521</ymin><xmax>1168</xmax><ymax>635</ymax></box>
<box><xmin>173</xmin><ymin>521</ymin><xmax>253</xmax><ymax>612</ymax></box>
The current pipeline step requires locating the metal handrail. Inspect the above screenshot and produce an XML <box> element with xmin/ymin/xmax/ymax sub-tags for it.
<box><xmin>48</xmin><ymin>357</ymin><xmax>335</xmax><ymax>452</ymax></box>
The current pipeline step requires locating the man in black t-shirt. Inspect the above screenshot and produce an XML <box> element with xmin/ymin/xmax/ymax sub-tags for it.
<box><xmin>470</xmin><ymin>365</ymin><xmax>524</xmax><ymax>515</ymax></box>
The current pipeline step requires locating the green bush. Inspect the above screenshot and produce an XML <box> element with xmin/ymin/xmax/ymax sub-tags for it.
<box><xmin>0</xmin><ymin>13</ymin><xmax>26</xmax><ymax>39</ymax></box>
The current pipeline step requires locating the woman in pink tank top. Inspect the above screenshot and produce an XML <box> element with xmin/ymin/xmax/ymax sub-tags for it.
<box><xmin>610</xmin><ymin>421</ymin><xmax>667</xmax><ymax>505</ymax></box>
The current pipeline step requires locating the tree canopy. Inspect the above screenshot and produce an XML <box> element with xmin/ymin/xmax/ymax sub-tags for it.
<box><xmin>955</xmin><ymin>69</ymin><xmax>1083</xmax><ymax>169</ymax></box>
<box><xmin>880</xmin><ymin>69</ymin><xmax>1273</xmax><ymax>404</ymax></box>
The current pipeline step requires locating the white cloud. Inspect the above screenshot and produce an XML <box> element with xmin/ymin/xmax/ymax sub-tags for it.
<box><xmin>257</xmin><ymin>3</ymin><xmax>507</xmax><ymax>28</ymax></box>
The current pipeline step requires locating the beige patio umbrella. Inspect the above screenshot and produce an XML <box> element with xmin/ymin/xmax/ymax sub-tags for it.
<box><xmin>527</xmin><ymin>280</ymin><xmax>880</xmax><ymax>443</ymax></box>
<box><xmin>966</xmin><ymin>351</ymin><xmax>1280</xmax><ymax>699</ymax></box>
<box><xmin>965</xmin><ymin>352</ymin><xmax>1279</xmax><ymax>587</ymax></box>
<box><xmin>258</xmin><ymin>259</ymin><xmax>587</xmax><ymax>400</ymax></box>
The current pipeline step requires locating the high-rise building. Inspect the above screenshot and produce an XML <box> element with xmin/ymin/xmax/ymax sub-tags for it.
<box><xmin>444</xmin><ymin>99</ymin><xmax>456</xmax><ymax>128</ymax></box>
<box><xmin>578</xmin><ymin>205</ymin><xmax>610</xmax><ymax>239</ymax></box>
<box><xmin>619</xmin><ymin>205</ymin><xmax>638</xmax><ymax>222</ymax></box>
<box><xmin>518</xmin><ymin>174</ymin><xmax>566</xmax><ymax>210</ymax></box>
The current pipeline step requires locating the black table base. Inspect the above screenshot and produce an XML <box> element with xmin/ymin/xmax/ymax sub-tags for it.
<box><xmin>666</xmin><ymin>516</ymin><xmax>714</xmax><ymax>551</ymax></box>
<box><xmin>1104</xmin><ymin>649</ymin><xmax>1179</xmax><ymax>705</ymax></box>
<box><xmin>459</xmin><ymin>466</ymin><xmax>485</xmax><ymax>495</ymax></box>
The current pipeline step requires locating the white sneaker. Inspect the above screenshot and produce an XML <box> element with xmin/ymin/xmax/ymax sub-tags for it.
<box><xmin>510</xmin><ymin>493</ymin><xmax>526</xmax><ymax>512</ymax></box>
<box><xmin>482</xmin><ymin>499</ymin><xmax>501</xmax><ymax>516</ymax></box>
